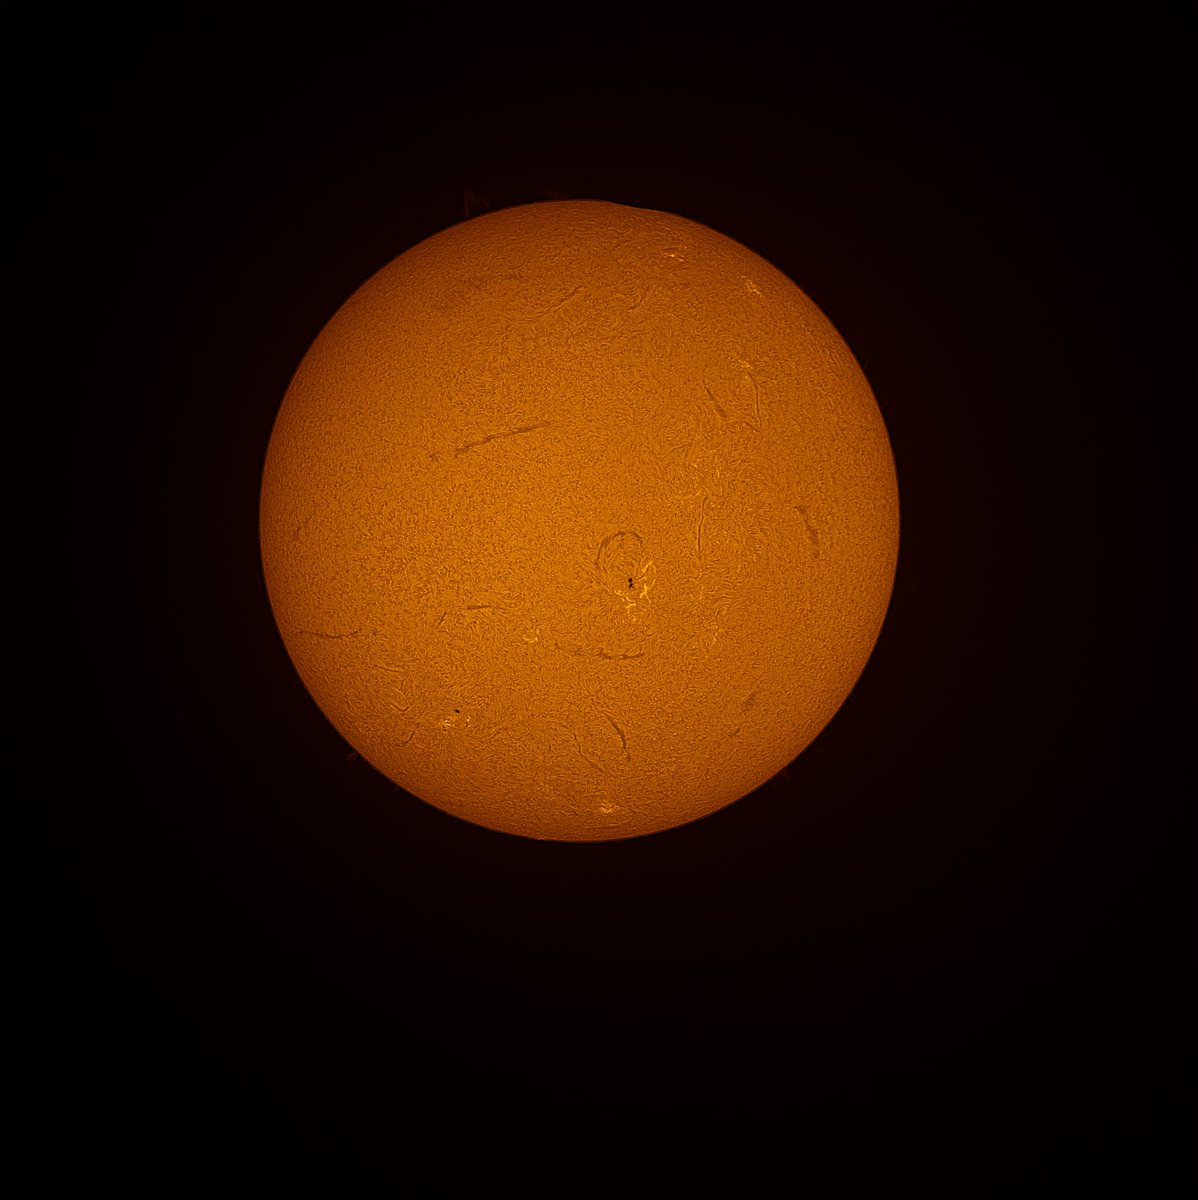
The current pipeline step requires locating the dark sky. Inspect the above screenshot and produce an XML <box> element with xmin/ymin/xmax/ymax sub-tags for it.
<box><xmin>44</xmin><ymin>18</ymin><xmax>1186</xmax><ymax>1183</ymax></box>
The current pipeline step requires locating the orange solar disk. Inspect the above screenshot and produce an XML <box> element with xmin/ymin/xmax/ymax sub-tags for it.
<box><xmin>259</xmin><ymin>200</ymin><xmax>899</xmax><ymax>841</ymax></box>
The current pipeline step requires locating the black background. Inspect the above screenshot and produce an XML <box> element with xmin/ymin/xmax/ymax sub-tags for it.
<box><xmin>44</xmin><ymin>16</ymin><xmax>1187</xmax><ymax>1182</ymax></box>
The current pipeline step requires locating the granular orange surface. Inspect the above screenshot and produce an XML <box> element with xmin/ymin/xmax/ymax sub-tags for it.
<box><xmin>260</xmin><ymin>200</ymin><xmax>899</xmax><ymax>840</ymax></box>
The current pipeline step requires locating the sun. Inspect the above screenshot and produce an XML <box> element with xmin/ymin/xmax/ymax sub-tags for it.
<box><xmin>259</xmin><ymin>200</ymin><xmax>899</xmax><ymax>841</ymax></box>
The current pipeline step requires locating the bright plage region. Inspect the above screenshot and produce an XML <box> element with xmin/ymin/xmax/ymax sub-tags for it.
<box><xmin>259</xmin><ymin>200</ymin><xmax>899</xmax><ymax>840</ymax></box>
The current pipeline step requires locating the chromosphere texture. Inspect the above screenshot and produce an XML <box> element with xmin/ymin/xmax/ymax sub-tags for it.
<box><xmin>260</xmin><ymin>201</ymin><xmax>899</xmax><ymax>840</ymax></box>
